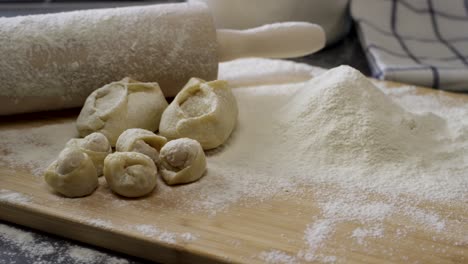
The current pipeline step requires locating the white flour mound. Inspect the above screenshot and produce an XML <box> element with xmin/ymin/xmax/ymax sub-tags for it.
<box><xmin>280</xmin><ymin>65</ymin><xmax>446</xmax><ymax>166</ymax></box>
<box><xmin>275</xmin><ymin>66</ymin><xmax>466</xmax><ymax>200</ymax></box>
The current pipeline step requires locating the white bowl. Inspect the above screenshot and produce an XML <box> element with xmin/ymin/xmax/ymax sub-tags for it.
<box><xmin>189</xmin><ymin>0</ymin><xmax>350</xmax><ymax>45</ymax></box>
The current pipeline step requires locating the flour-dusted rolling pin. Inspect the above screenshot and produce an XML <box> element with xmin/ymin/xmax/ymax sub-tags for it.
<box><xmin>0</xmin><ymin>3</ymin><xmax>325</xmax><ymax>115</ymax></box>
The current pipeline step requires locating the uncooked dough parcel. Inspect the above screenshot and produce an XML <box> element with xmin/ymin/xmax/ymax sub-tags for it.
<box><xmin>159</xmin><ymin>78</ymin><xmax>238</xmax><ymax>150</ymax></box>
<box><xmin>104</xmin><ymin>152</ymin><xmax>158</xmax><ymax>198</ymax></box>
<box><xmin>159</xmin><ymin>138</ymin><xmax>207</xmax><ymax>185</ymax></box>
<box><xmin>65</xmin><ymin>132</ymin><xmax>111</xmax><ymax>176</ymax></box>
<box><xmin>116</xmin><ymin>128</ymin><xmax>167</xmax><ymax>168</ymax></box>
<box><xmin>44</xmin><ymin>148</ymin><xmax>98</xmax><ymax>198</ymax></box>
<box><xmin>77</xmin><ymin>78</ymin><xmax>168</xmax><ymax>146</ymax></box>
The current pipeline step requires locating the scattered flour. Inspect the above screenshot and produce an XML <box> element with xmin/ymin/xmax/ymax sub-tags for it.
<box><xmin>82</xmin><ymin>218</ymin><xmax>114</xmax><ymax>230</ymax></box>
<box><xmin>351</xmin><ymin>226</ymin><xmax>384</xmax><ymax>245</ymax></box>
<box><xmin>132</xmin><ymin>224</ymin><xmax>197</xmax><ymax>244</ymax></box>
<box><xmin>321</xmin><ymin>199</ymin><xmax>394</xmax><ymax>223</ymax></box>
<box><xmin>0</xmin><ymin>122</ymin><xmax>77</xmax><ymax>176</ymax></box>
<box><xmin>0</xmin><ymin>223</ymin><xmax>130</xmax><ymax>264</ymax></box>
<box><xmin>402</xmin><ymin>207</ymin><xmax>446</xmax><ymax>233</ymax></box>
<box><xmin>66</xmin><ymin>246</ymin><xmax>128</xmax><ymax>264</ymax></box>
<box><xmin>134</xmin><ymin>224</ymin><xmax>172</xmax><ymax>242</ymax></box>
<box><xmin>259</xmin><ymin>250</ymin><xmax>298</xmax><ymax>264</ymax></box>
<box><xmin>303</xmin><ymin>220</ymin><xmax>335</xmax><ymax>256</ymax></box>
<box><xmin>0</xmin><ymin>224</ymin><xmax>54</xmax><ymax>260</ymax></box>
<box><xmin>180</xmin><ymin>232</ymin><xmax>197</xmax><ymax>242</ymax></box>
<box><xmin>1</xmin><ymin>58</ymin><xmax>467</xmax><ymax>262</ymax></box>
<box><xmin>0</xmin><ymin>189</ymin><xmax>31</xmax><ymax>205</ymax></box>
<box><xmin>320</xmin><ymin>255</ymin><xmax>337</xmax><ymax>263</ymax></box>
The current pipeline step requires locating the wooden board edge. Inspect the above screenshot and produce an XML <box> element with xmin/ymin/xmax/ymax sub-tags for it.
<box><xmin>0</xmin><ymin>202</ymin><xmax>228</xmax><ymax>264</ymax></box>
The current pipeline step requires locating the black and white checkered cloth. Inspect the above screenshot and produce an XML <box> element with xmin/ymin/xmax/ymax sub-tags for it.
<box><xmin>351</xmin><ymin>0</ymin><xmax>468</xmax><ymax>91</ymax></box>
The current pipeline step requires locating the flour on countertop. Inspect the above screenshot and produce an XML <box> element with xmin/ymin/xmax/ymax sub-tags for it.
<box><xmin>0</xmin><ymin>223</ymin><xmax>131</xmax><ymax>264</ymax></box>
<box><xmin>66</xmin><ymin>246</ymin><xmax>128</xmax><ymax>264</ymax></box>
<box><xmin>1</xmin><ymin>58</ymin><xmax>467</xmax><ymax>263</ymax></box>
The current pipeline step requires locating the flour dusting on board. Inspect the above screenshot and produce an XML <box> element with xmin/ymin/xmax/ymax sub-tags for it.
<box><xmin>1</xmin><ymin>59</ymin><xmax>467</xmax><ymax>262</ymax></box>
<box><xmin>131</xmin><ymin>224</ymin><xmax>198</xmax><ymax>244</ymax></box>
<box><xmin>351</xmin><ymin>227</ymin><xmax>384</xmax><ymax>245</ymax></box>
<box><xmin>259</xmin><ymin>250</ymin><xmax>298</xmax><ymax>264</ymax></box>
<box><xmin>0</xmin><ymin>122</ymin><xmax>76</xmax><ymax>176</ymax></box>
<box><xmin>0</xmin><ymin>189</ymin><xmax>32</xmax><ymax>205</ymax></box>
<box><xmin>81</xmin><ymin>218</ymin><xmax>114</xmax><ymax>230</ymax></box>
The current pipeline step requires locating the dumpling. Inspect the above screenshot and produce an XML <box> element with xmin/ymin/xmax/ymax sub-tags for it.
<box><xmin>115</xmin><ymin>128</ymin><xmax>167</xmax><ymax>167</ymax></box>
<box><xmin>44</xmin><ymin>148</ymin><xmax>98</xmax><ymax>198</ymax></box>
<box><xmin>159</xmin><ymin>138</ymin><xmax>206</xmax><ymax>185</ymax></box>
<box><xmin>103</xmin><ymin>152</ymin><xmax>157</xmax><ymax>198</ymax></box>
<box><xmin>159</xmin><ymin>78</ymin><xmax>238</xmax><ymax>150</ymax></box>
<box><xmin>65</xmin><ymin>132</ymin><xmax>111</xmax><ymax>176</ymax></box>
<box><xmin>76</xmin><ymin>77</ymin><xmax>168</xmax><ymax>146</ymax></box>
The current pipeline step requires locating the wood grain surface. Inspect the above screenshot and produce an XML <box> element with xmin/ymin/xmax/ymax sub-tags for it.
<box><xmin>0</xmin><ymin>82</ymin><xmax>467</xmax><ymax>263</ymax></box>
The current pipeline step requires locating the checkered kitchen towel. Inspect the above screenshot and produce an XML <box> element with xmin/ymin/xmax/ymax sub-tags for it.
<box><xmin>351</xmin><ymin>0</ymin><xmax>468</xmax><ymax>91</ymax></box>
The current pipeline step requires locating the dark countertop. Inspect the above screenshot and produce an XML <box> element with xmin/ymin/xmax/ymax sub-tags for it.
<box><xmin>0</xmin><ymin>2</ymin><xmax>370</xmax><ymax>264</ymax></box>
<box><xmin>292</xmin><ymin>27</ymin><xmax>371</xmax><ymax>76</ymax></box>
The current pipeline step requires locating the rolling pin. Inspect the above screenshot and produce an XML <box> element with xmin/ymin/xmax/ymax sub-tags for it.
<box><xmin>0</xmin><ymin>3</ymin><xmax>325</xmax><ymax>115</ymax></box>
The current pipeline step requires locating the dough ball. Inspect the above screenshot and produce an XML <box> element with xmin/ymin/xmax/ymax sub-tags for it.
<box><xmin>104</xmin><ymin>152</ymin><xmax>157</xmax><ymax>198</ymax></box>
<box><xmin>159</xmin><ymin>138</ymin><xmax>206</xmax><ymax>185</ymax></box>
<box><xmin>115</xmin><ymin>128</ymin><xmax>167</xmax><ymax>167</ymax></box>
<box><xmin>159</xmin><ymin>78</ymin><xmax>238</xmax><ymax>150</ymax></box>
<box><xmin>44</xmin><ymin>148</ymin><xmax>98</xmax><ymax>198</ymax></box>
<box><xmin>76</xmin><ymin>77</ymin><xmax>168</xmax><ymax>146</ymax></box>
<box><xmin>66</xmin><ymin>132</ymin><xmax>111</xmax><ymax>176</ymax></box>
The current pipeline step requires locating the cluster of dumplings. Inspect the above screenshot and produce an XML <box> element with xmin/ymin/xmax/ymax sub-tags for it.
<box><xmin>44</xmin><ymin>77</ymin><xmax>238</xmax><ymax>198</ymax></box>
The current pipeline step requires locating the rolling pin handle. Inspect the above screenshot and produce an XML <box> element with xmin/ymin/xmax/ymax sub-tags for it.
<box><xmin>216</xmin><ymin>22</ymin><xmax>326</xmax><ymax>62</ymax></box>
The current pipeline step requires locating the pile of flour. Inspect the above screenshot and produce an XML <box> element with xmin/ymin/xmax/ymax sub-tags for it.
<box><xmin>274</xmin><ymin>65</ymin><xmax>466</xmax><ymax>200</ymax></box>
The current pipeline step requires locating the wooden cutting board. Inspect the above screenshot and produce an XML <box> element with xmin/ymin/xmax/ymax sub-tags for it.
<box><xmin>0</xmin><ymin>80</ymin><xmax>467</xmax><ymax>264</ymax></box>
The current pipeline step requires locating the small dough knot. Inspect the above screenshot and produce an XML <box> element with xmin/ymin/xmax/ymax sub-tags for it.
<box><xmin>159</xmin><ymin>138</ymin><xmax>206</xmax><ymax>185</ymax></box>
<box><xmin>103</xmin><ymin>152</ymin><xmax>158</xmax><ymax>198</ymax></box>
<box><xmin>115</xmin><ymin>128</ymin><xmax>167</xmax><ymax>167</ymax></box>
